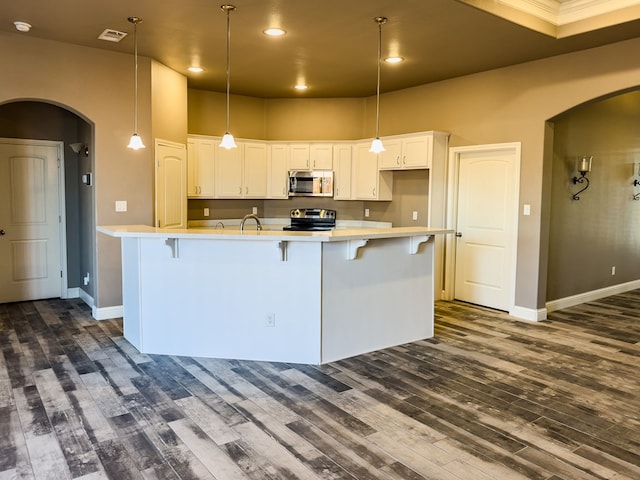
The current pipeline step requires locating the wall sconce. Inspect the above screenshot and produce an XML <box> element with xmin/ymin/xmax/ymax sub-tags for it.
<box><xmin>69</xmin><ymin>143</ymin><xmax>89</xmax><ymax>157</ymax></box>
<box><xmin>572</xmin><ymin>155</ymin><xmax>592</xmax><ymax>200</ymax></box>
<box><xmin>633</xmin><ymin>162</ymin><xmax>640</xmax><ymax>200</ymax></box>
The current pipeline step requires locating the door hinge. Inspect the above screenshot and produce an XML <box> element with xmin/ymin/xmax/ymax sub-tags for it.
<box><xmin>60</xmin><ymin>270</ymin><xmax>63</xmax><ymax>278</ymax></box>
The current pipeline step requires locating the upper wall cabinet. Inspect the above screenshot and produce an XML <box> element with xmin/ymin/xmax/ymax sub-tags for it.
<box><xmin>288</xmin><ymin>143</ymin><xmax>333</xmax><ymax>170</ymax></box>
<box><xmin>268</xmin><ymin>144</ymin><xmax>289</xmax><ymax>199</ymax></box>
<box><xmin>333</xmin><ymin>144</ymin><xmax>353</xmax><ymax>200</ymax></box>
<box><xmin>379</xmin><ymin>132</ymin><xmax>448</xmax><ymax>170</ymax></box>
<box><xmin>289</xmin><ymin>144</ymin><xmax>310</xmax><ymax>170</ymax></box>
<box><xmin>310</xmin><ymin>143</ymin><xmax>333</xmax><ymax>170</ymax></box>
<box><xmin>352</xmin><ymin>142</ymin><xmax>393</xmax><ymax>201</ymax></box>
<box><xmin>215</xmin><ymin>141</ymin><xmax>268</xmax><ymax>198</ymax></box>
<box><xmin>187</xmin><ymin>136</ymin><xmax>216</xmax><ymax>198</ymax></box>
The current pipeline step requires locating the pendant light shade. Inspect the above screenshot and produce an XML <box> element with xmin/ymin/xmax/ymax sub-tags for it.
<box><xmin>370</xmin><ymin>16</ymin><xmax>387</xmax><ymax>154</ymax></box>
<box><xmin>127</xmin><ymin>16</ymin><xmax>145</xmax><ymax>150</ymax></box>
<box><xmin>220</xmin><ymin>5</ymin><xmax>237</xmax><ymax>149</ymax></box>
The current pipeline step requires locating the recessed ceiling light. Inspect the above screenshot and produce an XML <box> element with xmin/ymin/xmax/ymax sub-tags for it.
<box><xmin>384</xmin><ymin>56</ymin><xmax>404</xmax><ymax>64</ymax></box>
<box><xmin>294</xmin><ymin>84</ymin><xmax>308</xmax><ymax>91</ymax></box>
<box><xmin>188</xmin><ymin>66</ymin><xmax>204</xmax><ymax>73</ymax></box>
<box><xmin>14</xmin><ymin>21</ymin><xmax>32</xmax><ymax>32</ymax></box>
<box><xmin>264</xmin><ymin>28</ymin><xmax>286</xmax><ymax>36</ymax></box>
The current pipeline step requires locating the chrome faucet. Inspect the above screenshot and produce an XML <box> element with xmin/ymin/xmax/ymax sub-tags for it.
<box><xmin>240</xmin><ymin>213</ymin><xmax>262</xmax><ymax>232</ymax></box>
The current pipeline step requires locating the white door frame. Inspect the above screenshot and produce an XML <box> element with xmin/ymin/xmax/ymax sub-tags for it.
<box><xmin>443</xmin><ymin>142</ymin><xmax>521</xmax><ymax>313</ymax></box>
<box><xmin>0</xmin><ymin>137</ymin><xmax>67</xmax><ymax>299</ymax></box>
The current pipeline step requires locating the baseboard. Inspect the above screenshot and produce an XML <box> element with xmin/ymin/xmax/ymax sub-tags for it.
<box><xmin>92</xmin><ymin>305</ymin><xmax>123</xmax><ymax>321</ymax></box>
<box><xmin>63</xmin><ymin>287</ymin><xmax>80</xmax><ymax>299</ymax></box>
<box><xmin>509</xmin><ymin>305</ymin><xmax>547</xmax><ymax>322</ymax></box>
<box><xmin>78</xmin><ymin>289</ymin><xmax>94</xmax><ymax>309</ymax></box>
<box><xmin>546</xmin><ymin>280</ymin><xmax>640</xmax><ymax>313</ymax></box>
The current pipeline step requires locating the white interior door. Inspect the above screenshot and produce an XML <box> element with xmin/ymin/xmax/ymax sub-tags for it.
<box><xmin>155</xmin><ymin>139</ymin><xmax>187</xmax><ymax>229</ymax></box>
<box><xmin>449</xmin><ymin>143</ymin><xmax>520</xmax><ymax>311</ymax></box>
<box><xmin>0</xmin><ymin>140</ymin><xmax>63</xmax><ymax>302</ymax></box>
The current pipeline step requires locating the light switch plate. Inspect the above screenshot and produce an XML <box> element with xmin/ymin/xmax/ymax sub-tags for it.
<box><xmin>115</xmin><ymin>200</ymin><xmax>127</xmax><ymax>212</ymax></box>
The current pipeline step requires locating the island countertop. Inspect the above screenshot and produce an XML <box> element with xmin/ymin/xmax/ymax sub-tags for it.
<box><xmin>97</xmin><ymin>224</ymin><xmax>452</xmax><ymax>242</ymax></box>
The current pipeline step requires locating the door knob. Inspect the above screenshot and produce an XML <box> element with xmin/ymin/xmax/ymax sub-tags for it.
<box><xmin>0</xmin><ymin>229</ymin><xmax>5</xmax><ymax>236</ymax></box>
<box><xmin>455</xmin><ymin>232</ymin><xmax>462</xmax><ymax>237</ymax></box>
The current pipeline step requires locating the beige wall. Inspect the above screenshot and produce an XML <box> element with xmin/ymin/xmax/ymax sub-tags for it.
<box><xmin>547</xmin><ymin>91</ymin><xmax>640</xmax><ymax>300</ymax></box>
<box><xmin>4</xmin><ymin>28</ymin><xmax>640</xmax><ymax>313</ymax></box>
<box><xmin>188</xmin><ymin>88</ymin><xmax>265</xmax><ymax>139</ymax></box>
<box><xmin>0</xmin><ymin>32</ymin><xmax>164</xmax><ymax>309</ymax></box>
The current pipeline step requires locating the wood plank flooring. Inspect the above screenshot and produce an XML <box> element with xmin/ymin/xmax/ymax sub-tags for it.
<box><xmin>1</xmin><ymin>292</ymin><xmax>639</xmax><ymax>479</ymax></box>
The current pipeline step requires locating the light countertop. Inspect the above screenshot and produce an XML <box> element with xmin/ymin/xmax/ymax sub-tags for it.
<box><xmin>98</xmin><ymin>224</ymin><xmax>453</xmax><ymax>242</ymax></box>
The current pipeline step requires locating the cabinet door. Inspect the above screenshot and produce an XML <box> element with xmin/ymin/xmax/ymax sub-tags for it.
<box><xmin>352</xmin><ymin>143</ymin><xmax>378</xmax><ymax>200</ymax></box>
<box><xmin>402</xmin><ymin>135</ymin><xmax>432</xmax><ymax>169</ymax></box>
<box><xmin>187</xmin><ymin>139</ymin><xmax>197</xmax><ymax>197</ymax></box>
<box><xmin>243</xmin><ymin>143</ymin><xmax>268</xmax><ymax>198</ymax></box>
<box><xmin>378</xmin><ymin>138</ymin><xmax>402</xmax><ymax>170</ymax></box>
<box><xmin>333</xmin><ymin>144</ymin><xmax>352</xmax><ymax>200</ymax></box>
<box><xmin>310</xmin><ymin>144</ymin><xmax>333</xmax><ymax>170</ymax></box>
<box><xmin>215</xmin><ymin>146</ymin><xmax>242</xmax><ymax>197</ymax></box>
<box><xmin>268</xmin><ymin>144</ymin><xmax>289</xmax><ymax>199</ymax></box>
<box><xmin>187</xmin><ymin>137</ymin><xmax>216</xmax><ymax>197</ymax></box>
<box><xmin>289</xmin><ymin>144</ymin><xmax>310</xmax><ymax>170</ymax></box>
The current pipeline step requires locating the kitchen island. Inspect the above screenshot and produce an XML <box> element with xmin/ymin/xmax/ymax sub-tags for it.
<box><xmin>98</xmin><ymin>225</ymin><xmax>451</xmax><ymax>364</ymax></box>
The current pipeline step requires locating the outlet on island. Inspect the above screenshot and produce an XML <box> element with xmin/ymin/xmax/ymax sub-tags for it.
<box><xmin>265</xmin><ymin>313</ymin><xmax>275</xmax><ymax>327</ymax></box>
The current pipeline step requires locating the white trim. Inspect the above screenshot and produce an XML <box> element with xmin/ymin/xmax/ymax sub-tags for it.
<box><xmin>546</xmin><ymin>279</ymin><xmax>640</xmax><ymax>313</ymax></box>
<box><xmin>510</xmin><ymin>305</ymin><xmax>547</xmax><ymax>321</ymax></box>
<box><xmin>63</xmin><ymin>287</ymin><xmax>80</xmax><ymax>299</ymax></box>
<box><xmin>78</xmin><ymin>288</ymin><xmax>94</xmax><ymax>309</ymax></box>
<box><xmin>92</xmin><ymin>304</ymin><xmax>123</xmax><ymax>321</ymax></box>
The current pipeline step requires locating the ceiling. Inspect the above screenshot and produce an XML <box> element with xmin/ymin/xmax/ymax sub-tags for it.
<box><xmin>2</xmin><ymin>0</ymin><xmax>640</xmax><ymax>98</ymax></box>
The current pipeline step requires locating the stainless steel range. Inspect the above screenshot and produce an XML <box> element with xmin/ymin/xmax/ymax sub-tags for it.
<box><xmin>283</xmin><ymin>208</ymin><xmax>336</xmax><ymax>231</ymax></box>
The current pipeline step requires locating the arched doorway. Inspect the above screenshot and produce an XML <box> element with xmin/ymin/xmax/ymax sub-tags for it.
<box><xmin>0</xmin><ymin>100</ymin><xmax>95</xmax><ymax>303</ymax></box>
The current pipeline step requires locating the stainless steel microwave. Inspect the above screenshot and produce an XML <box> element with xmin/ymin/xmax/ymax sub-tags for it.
<box><xmin>288</xmin><ymin>170</ymin><xmax>334</xmax><ymax>197</ymax></box>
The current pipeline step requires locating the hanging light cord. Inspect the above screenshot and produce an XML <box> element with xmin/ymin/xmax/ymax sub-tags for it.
<box><xmin>133</xmin><ymin>19</ymin><xmax>139</xmax><ymax>135</ymax></box>
<box><xmin>374</xmin><ymin>17</ymin><xmax>387</xmax><ymax>139</ymax></box>
<box><xmin>376</xmin><ymin>17</ymin><xmax>380</xmax><ymax>138</ymax></box>
<box><xmin>224</xmin><ymin>6</ymin><xmax>233</xmax><ymax>134</ymax></box>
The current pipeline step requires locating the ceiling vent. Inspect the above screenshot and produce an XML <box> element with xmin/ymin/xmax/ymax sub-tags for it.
<box><xmin>98</xmin><ymin>29</ymin><xmax>128</xmax><ymax>43</ymax></box>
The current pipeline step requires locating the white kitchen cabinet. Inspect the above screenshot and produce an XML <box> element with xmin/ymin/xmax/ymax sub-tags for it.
<box><xmin>268</xmin><ymin>144</ymin><xmax>289</xmax><ymax>199</ymax></box>
<box><xmin>243</xmin><ymin>142</ymin><xmax>268</xmax><ymax>197</ymax></box>
<box><xmin>289</xmin><ymin>144</ymin><xmax>310</xmax><ymax>170</ymax></box>
<box><xmin>379</xmin><ymin>132</ymin><xmax>438</xmax><ymax>170</ymax></box>
<box><xmin>215</xmin><ymin>141</ymin><xmax>267</xmax><ymax>198</ymax></box>
<box><xmin>310</xmin><ymin>143</ymin><xmax>333</xmax><ymax>170</ymax></box>
<box><xmin>187</xmin><ymin>136</ymin><xmax>216</xmax><ymax>197</ymax></box>
<box><xmin>333</xmin><ymin>144</ymin><xmax>352</xmax><ymax>200</ymax></box>
<box><xmin>352</xmin><ymin>142</ymin><xmax>392</xmax><ymax>201</ymax></box>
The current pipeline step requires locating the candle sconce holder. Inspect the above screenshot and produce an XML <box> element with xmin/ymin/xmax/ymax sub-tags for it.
<box><xmin>572</xmin><ymin>155</ymin><xmax>592</xmax><ymax>200</ymax></box>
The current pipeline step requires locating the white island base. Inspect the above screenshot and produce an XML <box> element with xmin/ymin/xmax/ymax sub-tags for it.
<box><xmin>100</xmin><ymin>226</ymin><xmax>448</xmax><ymax>364</ymax></box>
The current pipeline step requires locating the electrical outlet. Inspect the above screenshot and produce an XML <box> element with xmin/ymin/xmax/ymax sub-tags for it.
<box><xmin>364</xmin><ymin>208</ymin><xmax>370</xmax><ymax>217</ymax></box>
<box><xmin>204</xmin><ymin>207</ymin><xmax>209</xmax><ymax>217</ymax></box>
<box><xmin>611</xmin><ymin>266</ymin><xmax>616</xmax><ymax>275</ymax></box>
<box><xmin>83</xmin><ymin>273</ymin><xmax>90</xmax><ymax>286</ymax></box>
<box><xmin>115</xmin><ymin>200</ymin><xmax>127</xmax><ymax>212</ymax></box>
<box><xmin>412</xmin><ymin>211</ymin><xmax>418</xmax><ymax>221</ymax></box>
<box><xmin>265</xmin><ymin>313</ymin><xmax>275</xmax><ymax>327</ymax></box>
<box><xmin>252</xmin><ymin>206</ymin><xmax>258</xmax><ymax>215</ymax></box>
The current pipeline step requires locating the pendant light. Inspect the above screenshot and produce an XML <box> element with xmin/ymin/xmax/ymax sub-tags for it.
<box><xmin>220</xmin><ymin>4</ymin><xmax>237</xmax><ymax>149</ymax></box>
<box><xmin>127</xmin><ymin>16</ymin><xmax>145</xmax><ymax>150</ymax></box>
<box><xmin>370</xmin><ymin>16</ymin><xmax>387</xmax><ymax>154</ymax></box>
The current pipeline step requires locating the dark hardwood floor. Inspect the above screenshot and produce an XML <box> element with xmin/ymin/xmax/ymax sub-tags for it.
<box><xmin>1</xmin><ymin>292</ymin><xmax>639</xmax><ymax>479</ymax></box>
